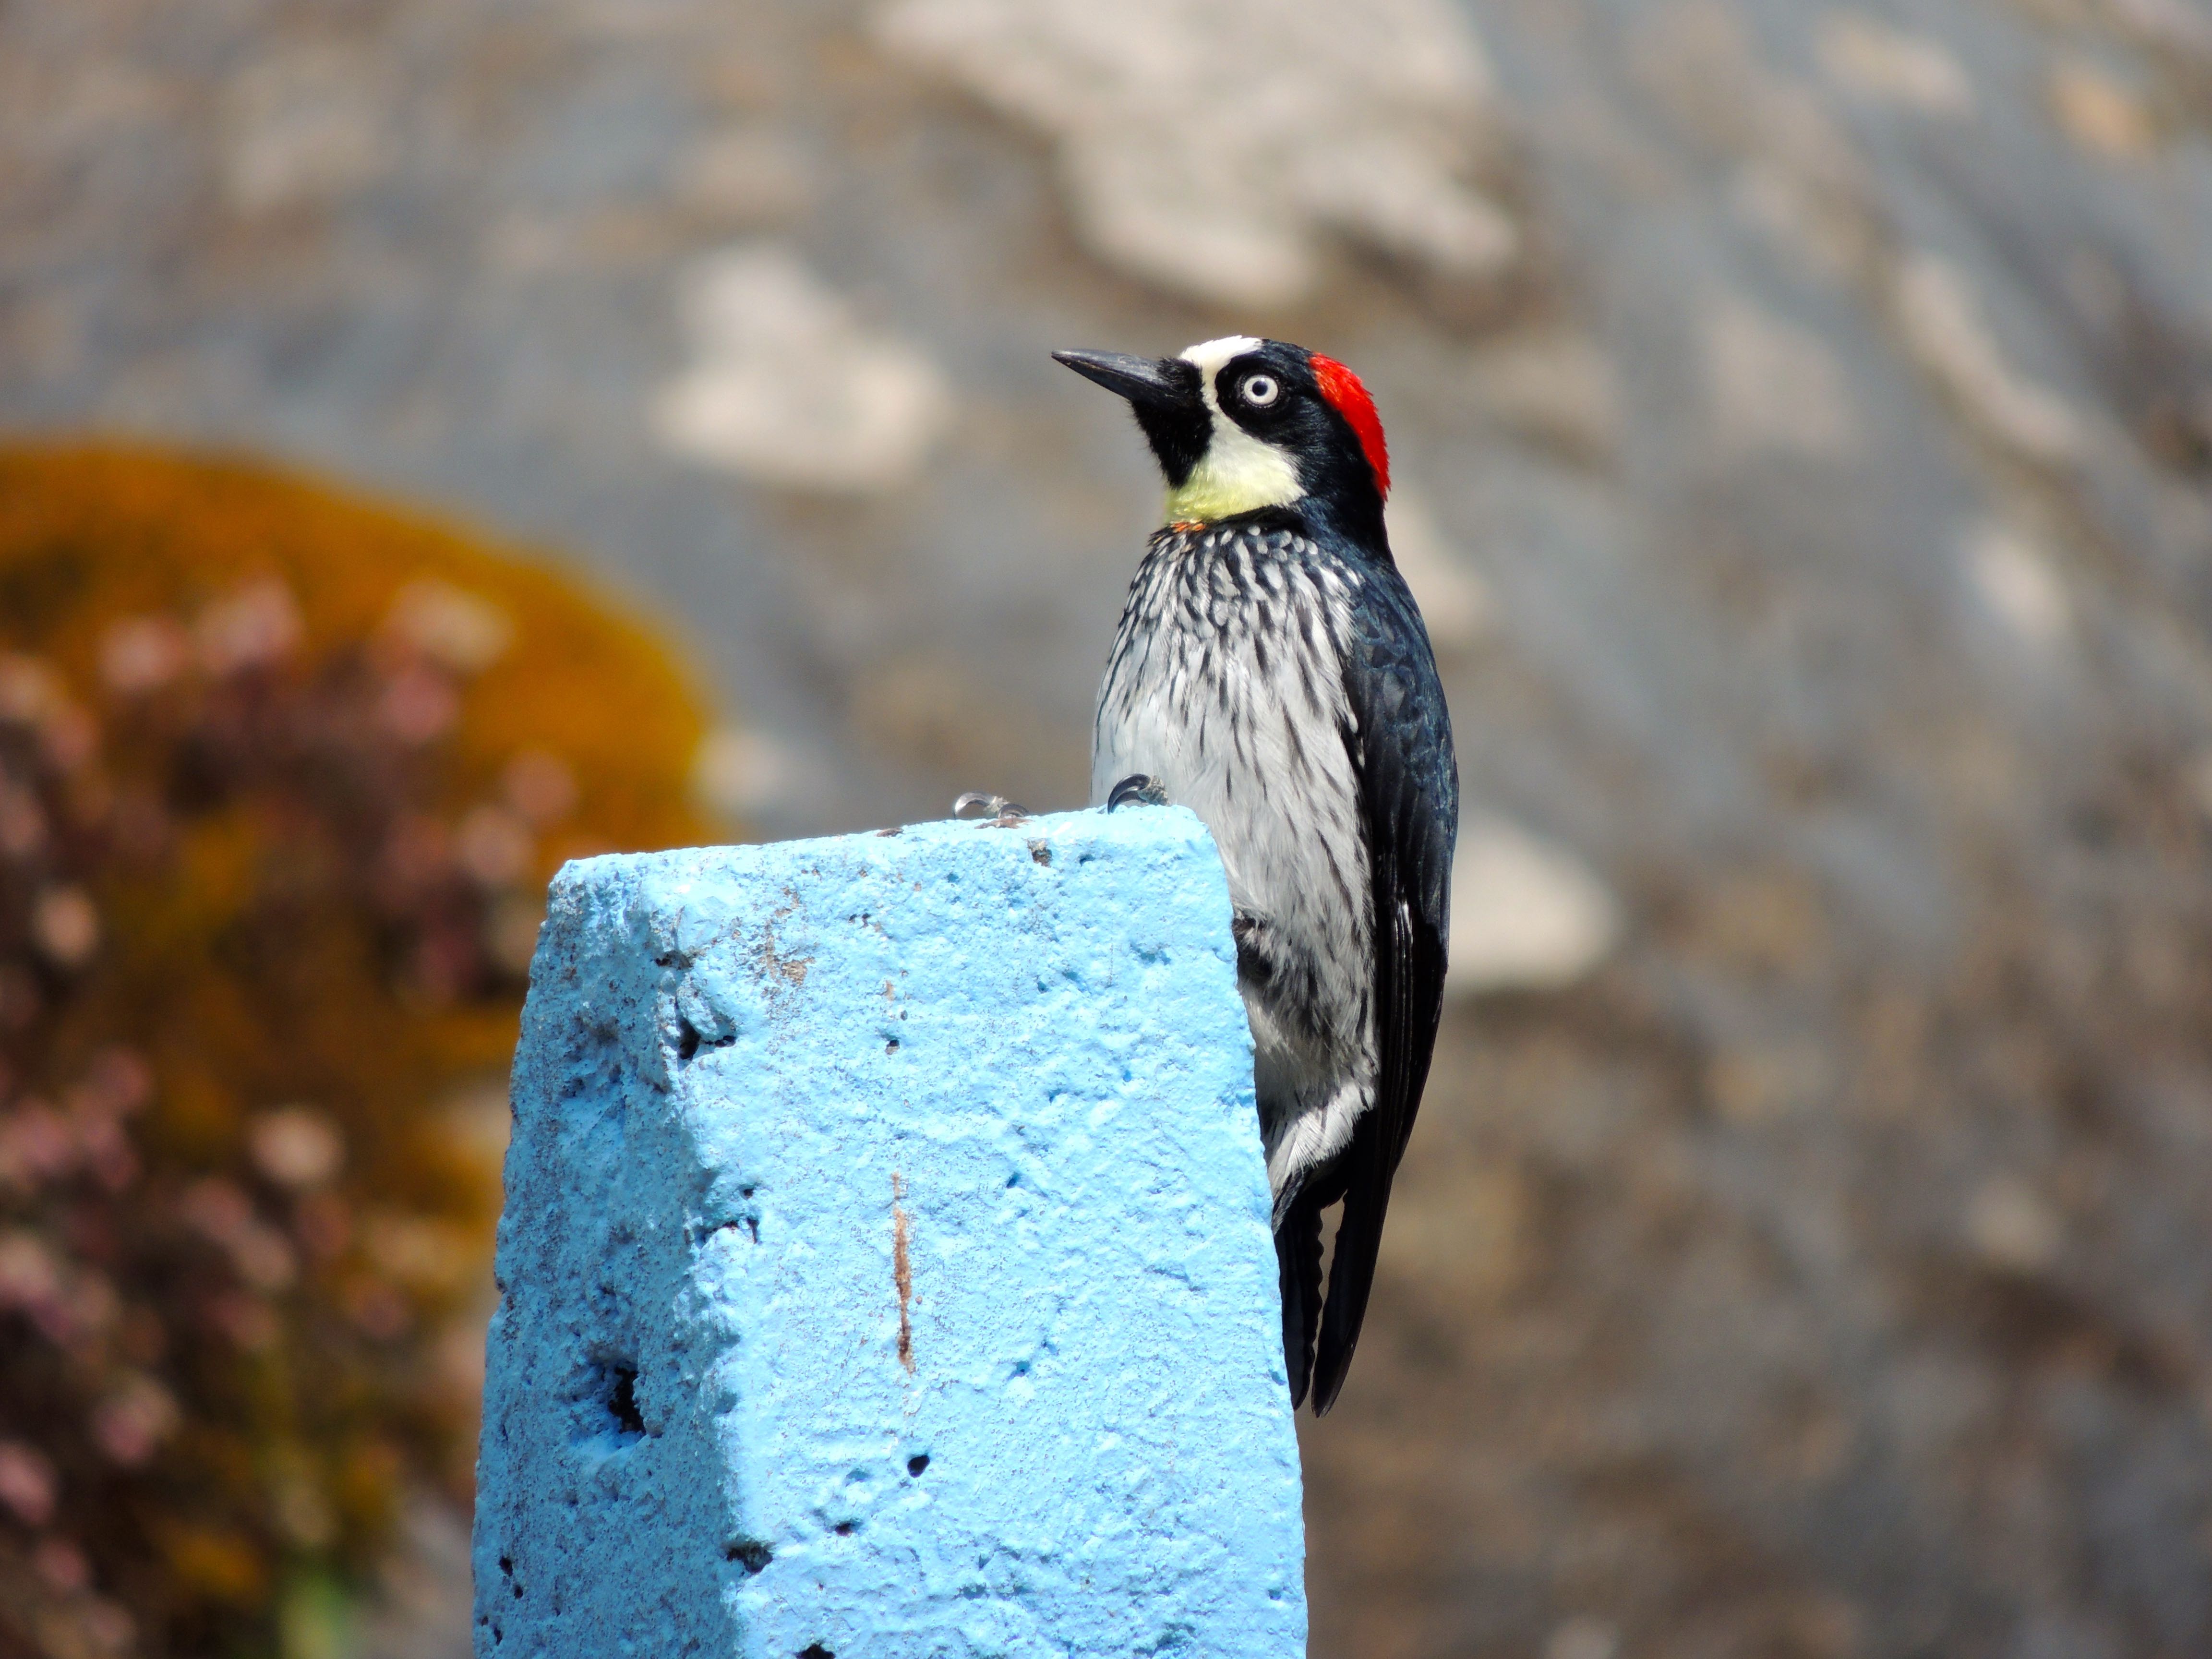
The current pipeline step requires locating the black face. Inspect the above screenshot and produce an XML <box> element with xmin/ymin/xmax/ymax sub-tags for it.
<box><xmin>1209</xmin><ymin>342</ymin><xmax>1387</xmax><ymax>544</ymax></box>
<box><xmin>1129</xmin><ymin>358</ymin><xmax>1207</xmax><ymax>488</ymax></box>
<box><xmin>1051</xmin><ymin>339</ymin><xmax>1389</xmax><ymax>550</ymax></box>
<box><xmin>1209</xmin><ymin>343</ymin><xmax>1328</xmax><ymax>451</ymax></box>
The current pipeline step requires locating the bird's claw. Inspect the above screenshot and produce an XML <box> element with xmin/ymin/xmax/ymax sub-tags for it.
<box><xmin>1106</xmin><ymin>774</ymin><xmax>1169</xmax><ymax>811</ymax></box>
<box><xmin>952</xmin><ymin>791</ymin><xmax>1031</xmax><ymax>828</ymax></box>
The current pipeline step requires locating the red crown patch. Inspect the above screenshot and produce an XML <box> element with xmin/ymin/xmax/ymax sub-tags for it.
<box><xmin>1309</xmin><ymin>353</ymin><xmax>1390</xmax><ymax>500</ymax></box>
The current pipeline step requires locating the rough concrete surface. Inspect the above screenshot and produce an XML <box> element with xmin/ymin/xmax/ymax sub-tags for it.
<box><xmin>474</xmin><ymin>808</ymin><xmax>1303</xmax><ymax>1658</ymax></box>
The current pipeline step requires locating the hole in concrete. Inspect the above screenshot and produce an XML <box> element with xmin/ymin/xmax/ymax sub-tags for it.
<box><xmin>798</xmin><ymin>1646</ymin><xmax>835</xmax><ymax>1659</ymax></box>
<box><xmin>498</xmin><ymin>1555</ymin><xmax>513</xmax><ymax>1577</ymax></box>
<box><xmin>885</xmin><ymin>1038</ymin><xmax>899</xmax><ymax>1054</ymax></box>
<box><xmin>588</xmin><ymin>1359</ymin><xmax>644</xmax><ymax>1439</ymax></box>
<box><xmin>907</xmin><ymin>1454</ymin><xmax>929</xmax><ymax>1477</ymax></box>
<box><xmin>833</xmin><ymin>1521</ymin><xmax>856</xmax><ymax>1537</ymax></box>
<box><xmin>676</xmin><ymin>1017</ymin><xmax>701</xmax><ymax>1062</ymax></box>
<box><xmin>725</xmin><ymin>1539</ymin><xmax>772</xmax><ymax>1575</ymax></box>
<box><xmin>609</xmin><ymin>1367</ymin><xmax>643</xmax><ymax>1434</ymax></box>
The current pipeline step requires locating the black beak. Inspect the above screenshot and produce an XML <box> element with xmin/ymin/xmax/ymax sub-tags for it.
<box><xmin>1052</xmin><ymin>349</ymin><xmax>1193</xmax><ymax>408</ymax></box>
<box><xmin>1055</xmin><ymin>348</ymin><xmax>1210</xmax><ymax>485</ymax></box>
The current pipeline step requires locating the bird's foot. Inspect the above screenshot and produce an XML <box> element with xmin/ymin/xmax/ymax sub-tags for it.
<box><xmin>1106</xmin><ymin>773</ymin><xmax>1169</xmax><ymax>811</ymax></box>
<box><xmin>952</xmin><ymin>791</ymin><xmax>1031</xmax><ymax>828</ymax></box>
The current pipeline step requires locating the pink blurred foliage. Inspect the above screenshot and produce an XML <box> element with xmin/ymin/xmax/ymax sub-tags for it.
<box><xmin>0</xmin><ymin>577</ymin><xmax>558</xmax><ymax>1656</ymax></box>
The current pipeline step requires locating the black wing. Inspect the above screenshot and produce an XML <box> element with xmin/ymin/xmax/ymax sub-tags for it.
<box><xmin>1309</xmin><ymin>561</ymin><xmax>1457</xmax><ymax>1415</ymax></box>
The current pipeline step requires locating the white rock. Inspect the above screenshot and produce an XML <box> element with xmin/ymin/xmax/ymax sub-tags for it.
<box><xmin>1470</xmin><ymin>332</ymin><xmax>1622</xmax><ymax>461</ymax></box>
<box><xmin>692</xmin><ymin>724</ymin><xmax>830</xmax><ymax>823</ymax></box>
<box><xmin>652</xmin><ymin>243</ymin><xmax>952</xmax><ymax>492</ymax></box>
<box><xmin>1703</xmin><ymin>297</ymin><xmax>1859</xmax><ymax>461</ymax></box>
<box><xmin>1727</xmin><ymin>160</ymin><xmax>1872</xmax><ymax>283</ymax></box>
<box><xmin>1816</xmin><ymin>14</ymin><xmax>1974</xmax><ymax>115</ymax></box>
<box><xmin>672</xmin><ymin>126</ymin><xmax>815</xmax><ymax>222</ymax></box>
<box><xmin>873</xmin><ymin>0</ymin><xmax>1516</xmax><ymax>308</ymax></box>
<box><xmin>1963</xmin><ymin>520</ymin><xmax>2072</xmax><ymax>650</ymax></box>
<box><xmin>1545</xmin><ymin>1616</ymin><xmax>1622</xmax><ymax>1659</ymax></box>
<box><xmin>2046</xmin><ymin>59</ymin><xmax>2157</xmax><ymax>159</ymax></box>
<box><xmin>1892</xmin><ymin>254</ymin><xmax>2083</xmax><ymax>464</ymax></box>
<box><xmin>1965</xmin><ymin>1175</ymin><xmax>2062</xmax><ymax>1273</ymax></box>
<box><xmin>1447</xmin><ymin>814</ymin><xmax>1622</xmax><ymax>998</ymax></box>
<box><xmin>2108</xmin><ymin>0</ymin><xmax>2212</xmax><ymax>58</ymax></box>
<box><xmin>224</xmin><ymin>47</ymin><xmax>396</xmax><ymax>213</ymax></box>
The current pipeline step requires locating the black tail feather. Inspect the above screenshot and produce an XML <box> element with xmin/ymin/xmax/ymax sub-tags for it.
<box><xmin>1277</xmin><ymin>1190</ymin><xmax>1326</xmax><ymax>1409</ymax></box>
<box><xmin>1309</xmin><ymin>1126</ymin><xmax>1395</xmax><ymax>1416</ymax></box>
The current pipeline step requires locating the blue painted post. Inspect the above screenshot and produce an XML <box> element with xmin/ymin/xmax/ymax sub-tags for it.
<box><xmin>473</xmin><ymin>807</ymin><xmax>1307</xmax><ymax>1657</ymax></box>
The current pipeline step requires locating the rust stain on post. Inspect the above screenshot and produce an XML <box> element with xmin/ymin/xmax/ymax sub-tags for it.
<box><xmin>892</xmin><ymin>1172</ymin><xmax>914</xmax><ymax>1371</ymax></box>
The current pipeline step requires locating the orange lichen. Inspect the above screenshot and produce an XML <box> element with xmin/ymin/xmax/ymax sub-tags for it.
<box><xmin>0</xmin><ymin>444</ymin><xmax>720</xmax><ymax>1657</ymax></box>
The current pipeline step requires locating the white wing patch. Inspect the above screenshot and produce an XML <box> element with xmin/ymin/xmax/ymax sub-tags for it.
<box><xmin>1163</xmin><ymin>337</ymin><xmax>1304</xmax><ymax>524</ymax></box>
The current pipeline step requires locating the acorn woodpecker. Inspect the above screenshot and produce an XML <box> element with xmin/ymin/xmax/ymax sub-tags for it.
<box><xmin>1056</xmin><ymin>336</ymin><xmax>1458</xmax><ymax>1414</ymax></box>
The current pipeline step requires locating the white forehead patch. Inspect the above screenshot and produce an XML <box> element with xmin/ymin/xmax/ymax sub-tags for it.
<box><xmin>1179</xmin><ymin>335</ymin><xmax>1265</xmax><ymax>380</ymax></box>
<box><xmin>1163</xmin><ymin>335</ymin><xmax>1302</xmax><ymax>523</ymax></box>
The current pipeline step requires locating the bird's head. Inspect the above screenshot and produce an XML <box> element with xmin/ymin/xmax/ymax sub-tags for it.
<box><xmin>1054</xmin><ymin>337</ymin><xmax>1390</xmax><ymax>548</ymax></box>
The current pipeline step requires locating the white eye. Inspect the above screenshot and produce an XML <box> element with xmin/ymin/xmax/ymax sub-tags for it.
<box><xmin>1239</xmin><ymin>373</ymin><xmax>1279</xmax><ymax>407</ymax></box>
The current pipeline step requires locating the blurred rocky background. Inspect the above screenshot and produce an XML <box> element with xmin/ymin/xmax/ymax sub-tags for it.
<box><xmin>2</xmin><ymin>0</ymin><xmax>2211</xmax><ymax>1655</ymax></box>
